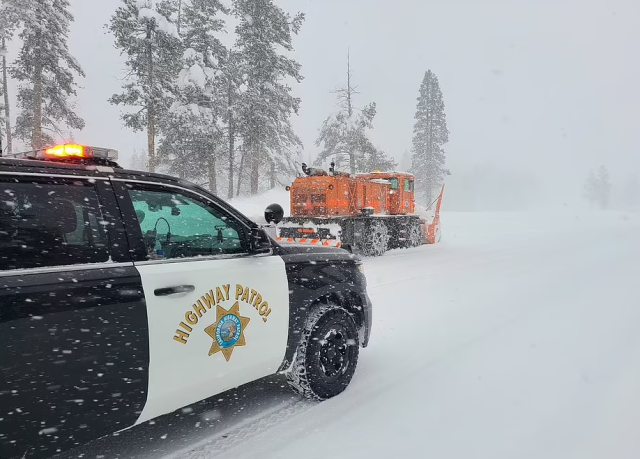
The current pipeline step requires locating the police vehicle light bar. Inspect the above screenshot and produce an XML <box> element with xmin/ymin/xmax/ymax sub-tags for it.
<box><xmin>46</xmin><ymin>144</ymin><xmax>86</xmax><ymax>158</ymax></box>
<box><xmin>7</xmin><ymin>144</ymin><xmax>119</xmax><ymax>162</ymax></box>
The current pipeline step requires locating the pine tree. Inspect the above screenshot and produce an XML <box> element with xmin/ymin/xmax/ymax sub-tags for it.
<box><xmin>596</xmin><ymin>165</ymin><xmax>611</xmax><ymax>209</ymax></box>
<box><xmin>583</xmin><ymin>166</ymin><xmax>612</xmax><ymax>209</ymax></box>
<box><xmin>583</xmin><ymin>170</ymin><xmax>600</xmax><ymax>208</ymax></box>
<box><xmin>109</xmin><ymin>0</ymin><xmax>183</xmax><ymax>173</ymax></box>
<box><xmin>411</xmin><ymin>70</ymin><xmax>450</xmax><ymax>206</ymax></box>
<box><xmin>159</xmin><ymin>0</ymin><xmax>228</xmax><ymax>193</ymax></box>
<box><xmin>10</xmin><ymin>0</ymin><xmax>85</xmax><ymax>151</ymax></box>
<box><xmin>232</xmin><ymin>0</ymin><xmax>305</xmax><ymax>195</ymax></box>
<box><xmin>315</xmin><ymin>53</ymin><xmax>396</xmax><ymax>174</ymax></box>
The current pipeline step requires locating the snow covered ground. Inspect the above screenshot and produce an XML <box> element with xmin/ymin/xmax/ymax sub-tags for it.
<box><xmin>62</xmin><ymin>208</ymin><xmax>640</xmax><ymax>459</ymax></box>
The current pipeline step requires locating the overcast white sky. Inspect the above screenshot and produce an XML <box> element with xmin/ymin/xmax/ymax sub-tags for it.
<box><xmin>6</xmin><ymin>0</ymin><xmax>640</xmax><ymax>205</ymax></box>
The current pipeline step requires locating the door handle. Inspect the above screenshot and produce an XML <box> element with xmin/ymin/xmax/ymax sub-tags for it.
<box><xmin>154</xmin><ymin>285</ymin><xmax>195</xmax><ymax>297</ymax></box>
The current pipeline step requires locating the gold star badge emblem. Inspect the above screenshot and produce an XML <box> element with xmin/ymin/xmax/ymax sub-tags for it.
<box><xmin>204</xmin><ymin>301</ymin><xmax>250</xmax><ymax>361</ymax></box>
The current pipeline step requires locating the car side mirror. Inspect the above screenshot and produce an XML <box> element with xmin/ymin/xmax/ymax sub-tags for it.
<box><xmin>250</xmin><ymin>227</ymin><xmax>273</xmax><ymax>255</ymax></box>
<box><xmin>264</xmin><ymin>203</ymin><xmax>284</xmax><ymax>224</ymax></box>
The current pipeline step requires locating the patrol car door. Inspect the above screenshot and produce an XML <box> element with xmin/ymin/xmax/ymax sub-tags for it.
<box><xmin>115</xmin><ymin>180</ymin><xmax>289</xmax><ymax>424</ymax></box>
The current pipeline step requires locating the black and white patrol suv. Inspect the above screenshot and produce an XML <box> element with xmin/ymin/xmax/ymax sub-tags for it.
<box><xmin>0</xmin><ymin>144</ymin><xmax>372</xmax><ymax>459</ymax></box>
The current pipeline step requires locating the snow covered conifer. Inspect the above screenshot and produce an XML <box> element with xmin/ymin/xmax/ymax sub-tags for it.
<box><xmin>596</xmin><ymin>165</ymin><xmax>611</xmax><ymax>209</ymax></box>
<box><xmin>165</xmin><ymin>0</ymin><xmax>228</xmax><ymax>192</ymax></box>
<box><xmin>10</xmin><ymin>0</ymin><xmax>85</xmax><ymax>151</ymax></box>
<box><xmin>232</xmin><ymin>0</ymin><xmax>305</xmax><ymax>195</ymax></box>
<box><xmin>158</xmin><ymin>0</ymin><xmax>228</xmax><ymax>192</ymax></box>
<box><xmin>583</xmin><ymin>166</ymin><xmax>612</xmax><ymax>209</ymax></box>
<box><xmin>411</xmin><ymin>70</ymin><xmax>450</xmax><ymax>206</ymax></box>
<box><xmin>109</xmin><ymin>0</ymin><xmax>183</xmax><ymax>173</ymax></box>
<box><xmin>315</xmin><ymin>53</ymin><xmax>396</xmax><ymax>174</ymax></box>
<box><xmin>583</xmin><ymin>170</ymin><xmax>600</xmax><ymax>208</ymax></box>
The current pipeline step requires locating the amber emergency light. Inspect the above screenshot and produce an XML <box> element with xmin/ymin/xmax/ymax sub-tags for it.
<box><xmin>45</xmin><ymin>144</ymin><xmax>87</xmax><ymax>158</ymax></box>
<box><xmin>7</xmin><ymin>144</ymin><xmax>119</xmax><ymax>163</ymax></box>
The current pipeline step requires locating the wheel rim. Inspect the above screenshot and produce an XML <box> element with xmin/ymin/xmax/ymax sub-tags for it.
<box><xmin>410</xmin><ymin>225</ymin><xmax>422</xmax><ymax>246</ymax></box>
<box><xmin>319</xmin><ymin>326</ymin><xmax>350</xmax><ymax>379</ymax></box>
<box><xmin>366</xmin><ymin>222</ymin><xmax>388</xmax><ymax>255</ymax></box>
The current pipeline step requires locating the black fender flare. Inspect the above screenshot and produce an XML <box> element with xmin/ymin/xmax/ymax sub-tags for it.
<box><xmin>279</xmin><ymin>282</ymin><xmax>370</xmax><ymax>372</ymax></box>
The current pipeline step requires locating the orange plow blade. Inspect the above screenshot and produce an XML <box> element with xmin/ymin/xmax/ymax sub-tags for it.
<box><xmin>426</xmin><ymin>184</ymin><xmax>445</xmax><ymax>244</ymax></box>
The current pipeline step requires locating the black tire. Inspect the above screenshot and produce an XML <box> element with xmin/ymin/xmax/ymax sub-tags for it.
<box><xmin>286</xmin><ymin>304</ymin><xmax>360</xmax><ymax>400</ymax></box>
<box><xmin>361</xmin><ymin>220</ymin><xmax>389</xmax><ymax>256</ymax></box>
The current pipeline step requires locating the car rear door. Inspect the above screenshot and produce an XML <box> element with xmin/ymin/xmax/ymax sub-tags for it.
<box><xmin>111</xmin><ymin>178</ymin><xmax>289</xmax><ymax>424</ymax></box>
<box><xmin>0</xmin><ymin>172</ymin><xmax>149</xmax><ymax>459</ymax></box>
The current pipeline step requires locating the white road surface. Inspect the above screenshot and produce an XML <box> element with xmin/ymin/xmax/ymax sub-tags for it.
<box><xmin>63</xmin><ymin>210</ymin><xmax>640</xmax><ymax>459</ymax></box>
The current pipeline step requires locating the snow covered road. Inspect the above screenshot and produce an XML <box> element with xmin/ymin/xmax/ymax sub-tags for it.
<box><xmin>63</xmin><ymin>211</ymin><xmax>640</xmax><ymax>459</ymax></box>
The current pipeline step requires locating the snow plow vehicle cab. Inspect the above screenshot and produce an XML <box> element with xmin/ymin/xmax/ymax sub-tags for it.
<box><xmin>356</xmin><ymin>171</ymin><xmax>416</xmax><ymax>216</ymax></box>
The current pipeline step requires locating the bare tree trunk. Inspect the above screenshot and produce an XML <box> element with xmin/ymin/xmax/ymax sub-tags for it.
<box><xmin>30</xmin><ymin>8</ymin><xmax>45</xmax><ymax>151</ymax></box>
<box><xmin>208</xmin><ymin>154</ymin><xmax>217</xmax><ymax>195</ymax></box>
<box><xmin>349</xmin><ymin>150</ymin><xmax>356</xmax><ymax>176</ymax></box>
<box><xmin>31</xmin><ymin>59</ymin><xmax>43</xmax><ymax>150</ymax></box>
<box><xmin>2</xmin><ymin>38</ymin><xmax>12</xmax><ymax>154</ymax></box>
<box><xmin>227</xmin><ymin>80</ymin><xmax>235</xmax><ymax>199</ymax></box>
<box><xmin>147</xmin><ymin>107</ymin><xmax>156</xmax><ymax>172</ymax></box>
<box><xmin>270</xmin><ymin>159</ymin><xmax>275</xmax><ymax>189</ymax></box>
<box><xmin>236</xmin><ymin>146</ymin><xmax>246</xmax><ymax>197</ymax></box>
<box><xmin>346</xmin><ymin>50</ymin><xmax>356</xmax><ymax>175</ymax></box>
<box><xmin>346</xmin><ymin>50</ymin><xmax>353</xmax><ymax>119</ymax></box>
<box><xmin>177</xmin><ymin>0</ymin><xmax>182</xmax><ymax>34</ymax></box>
<box><xmin>146</xmin><ymin>25</ymin><xmax>156</xmax><ymax>172</ymax></box>
<box><xmin>250</xmin><ymin>144</ymin><xmax>260</xmax><ymax>195</ymax></box>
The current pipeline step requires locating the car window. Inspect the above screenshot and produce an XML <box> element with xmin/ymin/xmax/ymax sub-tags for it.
<box><xmin>404</xmin><ymin>179</ymin><xmax>413</xmax><ymax>192</ymax></box>
<box><xmin>126</xmin><ymin>187</ymin><xmax>246</xmax><ymax>260</ymax></box>
<box><xmin>388</xmin><ymin>178</ymin><xmax>399</xmax><ymax>190</ymax></box>
<box><xmin>0</xmin><ymin>179</ymin><xmax>110</xmax><ymax>271</ymax></box>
